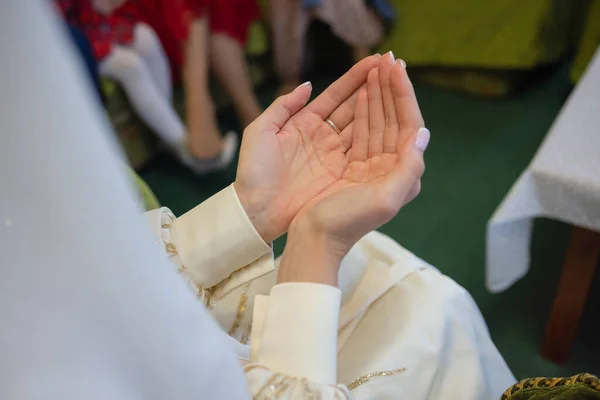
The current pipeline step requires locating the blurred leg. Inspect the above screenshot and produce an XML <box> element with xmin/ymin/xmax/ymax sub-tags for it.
<box><xmin>99</xmin><ymin>46</ymin><xmax>186</xmax><ymax>148</ymax></box>
<box><xmin>268</xmin><ymin>0</ymin><xmax>308</xmax><ymax>96</ymax></box>
<box><xmin>184</xmin><ymin>17</ymin><xmax>224</xmax><ymax>159</ymax></box>
<box><xmin>209</xmin><ymin>33</ymin><xmax>262</xmax><ymax>128</ymax></box>
<box><xmin>131</xmin><ymin>22</ymin><xmax>172</xmax><ymax>101</ymax></box>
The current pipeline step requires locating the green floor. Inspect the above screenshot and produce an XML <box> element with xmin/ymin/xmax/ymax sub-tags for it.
<box><xmin>140</xmin><ymin>64</ymin><xmax>600</xmax><ymax>381</ymax></box>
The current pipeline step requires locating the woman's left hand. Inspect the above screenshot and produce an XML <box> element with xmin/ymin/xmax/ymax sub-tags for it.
<box><xmin>234</xmin><ymin>55</ymin><xmax>381</xmax><ymax>243</ymax></box>
<box><xmin>277</xmin><ymin>54</ymin><xmax>429</xmax><ymax>286</ymax></box>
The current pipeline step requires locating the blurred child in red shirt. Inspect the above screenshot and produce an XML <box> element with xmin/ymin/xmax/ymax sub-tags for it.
<box><xmin>59</xmin><ymin>0</ymin><xmax>262</xmax><ymax>174</ymax></box>
<box><xmin>132</xmin><ymin>0</ymin><xmax>263</xmax><ymax>167</ymax></box>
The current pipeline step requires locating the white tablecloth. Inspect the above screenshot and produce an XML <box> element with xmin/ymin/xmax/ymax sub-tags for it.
<box><xmin>486</xmin><ymin>48</ymin><xmax>600</xmax><ymax>293</ymax></box>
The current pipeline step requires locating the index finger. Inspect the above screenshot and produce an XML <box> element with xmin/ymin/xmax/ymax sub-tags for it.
<box><xmin>307</xmin><ymin>54</ymin><xmax>380</xmax><ymax>119</ymax></box>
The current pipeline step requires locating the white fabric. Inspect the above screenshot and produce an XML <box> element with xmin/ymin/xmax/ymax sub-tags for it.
<box><xmin>0</xmin><ymin>2</ymin><xmax>350</xmax><ymax>398</ymax></box>
<box><xmin>253</xmin><ymin>283</ymin><xmax>341</xmax><ymax>384</ymax></box>
<box><xmin>99</xmin><ymin>23</ymin><xmax>186</xmax><ymax>147</ymax></box>
<box><xmin>336</xmin><ymin>233</ymin><xmax>515</xmax><ymax>399</ymax></box>
<box><xmin>486</xmin><ymin>48</ymin><xmax>600</xmax><ymax>292</ymax></box>
<box><xmin>156</xmin><ymin>191</ymin><xmax>516</xmax><ymax>399</ymax></box>
<box><xmin>169</xmin><ymin>184</ymin><xmax>274</xmax><ymax>289</ymax></box>
<box><xmin>1</xmin><ymin>2</ymin><xmax>246</xmax><ymax>399</ymax></box>
<box><xmin>130</xmin><ymin>23</ymin><xmax>172</xmax><ymax>100</ymax></box>
<box><xmin>2</xmin><ymin>3</ymin><xmax>515</xmax><ymax>398</ymax></box>
<box><xmin>146</xmin><ymin>187</ymin><xmax>342</xmax><ymax>383</ymax></box>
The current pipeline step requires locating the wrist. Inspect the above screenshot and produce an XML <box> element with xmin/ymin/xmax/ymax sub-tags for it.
<box><xmin>233</xmin><ymin>182</ymin><xmax>276</xmax><ymax>244</ymax></box>
<box><xmin>277</xmin><ymin>218</ymin><xmax>346</xmax><ymax>286</ymax></box>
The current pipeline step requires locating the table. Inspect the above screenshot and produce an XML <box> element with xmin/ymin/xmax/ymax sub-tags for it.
<box><xmin>486</xmin><ymin>48</ymin><xmax>600</xmax><ymax>363</ymax></box>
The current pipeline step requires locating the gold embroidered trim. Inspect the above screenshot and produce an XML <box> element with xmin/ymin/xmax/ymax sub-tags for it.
<box><xmin>162</xmin><ymin>238</ymin><xmax>212</xmax><ymax>308</ymax></box>
<box><xmin>245</xmin><ymin>365</ymin><xmax>348</xmax><ymax>399</ymax></box>
<box><xmin>163</xmin><ymin>240</ymin><xmax>178</xmax><ymax>257</ymax></box>
<box><xmin>228</xmin><ymin>290</ymin><xmax>248</xmax><ymax>336</ymax></box>
<box><xmin>347</xmin><ymin>368</ymin><xmax>407</xmax><ymax>390</ymax></box>
<box><xmin>241</xmin><ymin>322</ymin><xmax>252</xmax><ymax>344</ymax></box>
<box><xmin>254</xmin><ymin>374</ymin><xmax>280</xmax><ymax>399</ymax></box>
<box><xmin>201</xmin><ymin>286</ymin><xmax>212</xmax><ymax>308</ymax></box>
<box><xmin>301</xmin><ymin>378</ymin><xmax>322</xmax><ymax>400</ymax></box>
<box><xmin>501</xmin><ymin>373</ymin><xmax>600</xmax><ymax>399</ymax></box>
<box><xmin>272</xmin><ymin>375</ymin><xmax>294</xmax><ymax>398</ymax></box>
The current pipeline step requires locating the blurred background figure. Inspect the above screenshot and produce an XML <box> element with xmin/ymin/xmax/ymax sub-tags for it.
<box><xmin>268</xmin><ymin>0</ymin><xmax>395</xmax><ymax>96</ymax></box>
<box><xmin>131</xmin><ymin>0</ymin><xmax>263</xmax><ymax>168</ymax></box>
<box><xmin>56</xmin><ymin>0</ymin><xmax>208</xmax><ymax>172</ymax></box>
<box><xmin>57</xmin><ymin>0</ymin><xmax>264</xmax><ymax>175</ymax></box>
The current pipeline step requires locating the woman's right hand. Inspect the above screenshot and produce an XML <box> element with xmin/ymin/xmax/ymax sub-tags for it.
<box><xmin>234</xmin><ymin>55</ymin><xmax>381</xmax><ymax>244</ymax></box>
<box><xmin>277</xmin><ymin>54</ymin><xmax>430</xmax><ymax>286</ymax></box>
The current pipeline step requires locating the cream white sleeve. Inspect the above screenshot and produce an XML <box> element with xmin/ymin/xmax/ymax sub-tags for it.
<box><xmin>144</xmin><ymin>184</ymin><xmax>275</xmax><ymax>306</ymax></box>
<box><xmin>250</xmin><ymin>283</ymin><xmax>342</xmax><ymax>385</ymax></box>
<box><xmin>146</xmin><ymin>203</ymin><xmax>351</xmax><ymax>397</ymax></box>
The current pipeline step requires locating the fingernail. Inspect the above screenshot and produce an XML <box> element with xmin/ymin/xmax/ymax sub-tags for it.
<box><xmin>387</xmin><ymin>50</ymin><xmax>395</xmax><ymax>64</ymax></box>
<box><xmin>398</xmin><ymin>59</ymin><xmax>406</xmax><ymax>68</ymax></box>
<box><xmin>415</xmin><ymin>128</ymin><xmax>430</xmax><ymax>152</ymax></box>
<box><xmin>294</xmin><ymin>81</ymin><xmax>312</xmax><ymax>91</ymax></box>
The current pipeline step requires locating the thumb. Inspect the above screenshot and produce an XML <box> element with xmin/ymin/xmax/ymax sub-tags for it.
<box><xmin>249</xmin><ymin>82</ymin><xmax>313</xmax><ymax>134</ymax></box>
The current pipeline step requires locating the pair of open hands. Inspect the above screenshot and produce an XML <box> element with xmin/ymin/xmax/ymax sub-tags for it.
<box><xmin>234</xmin><ymin>52</ymin><xmax>429</xmax><ymax>286</ymax></box>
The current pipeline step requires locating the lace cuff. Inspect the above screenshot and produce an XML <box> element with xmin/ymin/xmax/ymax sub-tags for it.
<box><xmin>244</xmin><ymin>364</ymin><xmax>352</xmax><ymax>399</ymax></box>
<box><xmin>157</xmin><ymin>209</ymin><xmax>274</xmax><ymax>307</ymax></box>
<box><xmin>158</xmin><ymin>209</ymin><xmax>213</xmax><ymax>306</ymax></box>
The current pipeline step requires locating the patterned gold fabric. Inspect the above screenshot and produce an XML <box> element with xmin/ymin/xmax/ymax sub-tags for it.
<box><xmin>501</xmin><ymin>374</ymin><xmax>600</xmax><ymax>400</ymax></box>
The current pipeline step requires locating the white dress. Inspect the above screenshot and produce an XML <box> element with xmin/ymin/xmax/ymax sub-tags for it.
<box><xmin>0</xmin><ymin>2</ymin><xmax>348</xmax><ymax>398</ymax></box>
<box><xmin>147</xmin><ymin>184</ymin><xmax>516</xmax><ymax>399</ymax></box>
<box><xmin>0</xmin><ymin>2</ymin><xmax>515</xmax><ymax>398</ymax></box>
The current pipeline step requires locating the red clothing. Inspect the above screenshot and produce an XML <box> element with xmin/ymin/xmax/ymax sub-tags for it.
<box><xmin>184</xmin><ymin>0</ymin><xmax>259</xmax><ymax>45</ymax></box>
<box><xmin>58</xmin><ymin>0</ymin><xmax>259</xmax><ymax>79</ymax></box>
<box><xmin>57</xmin><ymin>0</ymin><xmax>139</xmax><ymax>60</ymax></box>
<box><xmin>132</xmin><ymin>0</ymin><xmax>259</xmax><ymax>73</ymax></box>
<box><xmin>128</xmin><ymin>0</ymin><xmax>191</xmax><ymax>73</ymax></box>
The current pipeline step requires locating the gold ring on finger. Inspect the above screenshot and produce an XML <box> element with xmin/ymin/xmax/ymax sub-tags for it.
<box><xmin>325</xmin><ymin>118</ymin><xmax>341</xmax><ymax>135</ymax></box>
